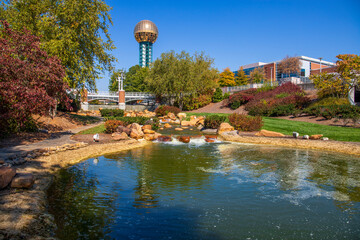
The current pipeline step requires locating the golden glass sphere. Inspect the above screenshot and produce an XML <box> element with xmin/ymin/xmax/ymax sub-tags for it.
<box><xmin>134</xmin><ymin>20</ymin><xmax>158</xmax><ymax>43</ymax></box>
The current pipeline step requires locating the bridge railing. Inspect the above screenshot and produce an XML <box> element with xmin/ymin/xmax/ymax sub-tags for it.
<box><xmin>87</xmin><ymin>91</ymin><xmax>155</xmax><ymax>98</ymax></box>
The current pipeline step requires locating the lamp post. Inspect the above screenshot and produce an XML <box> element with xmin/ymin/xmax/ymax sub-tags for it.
<box><xmin>118</xmin><ymin>71</ymin><xmax>125</xmax><ymax>110</ymax></box>
<box><xmin>270</xmin><ymin>67</ymin><xmax>273</xmax><ymax>87</ymax></box>
<box><xmin>319</xmin><ymin>57</ymin><xmax>323</xmax><ymax>73</ymax></box>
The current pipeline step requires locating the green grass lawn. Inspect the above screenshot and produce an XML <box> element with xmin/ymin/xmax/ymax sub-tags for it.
<box><xmin>77</xmin><ymin>123</ymin><xmax>105</xmax><ymax>134</ymax></box>
<box><xmin>262</xmin><ymin>117</ymin><xmax>360</xmax><ymax>142</ymax></box>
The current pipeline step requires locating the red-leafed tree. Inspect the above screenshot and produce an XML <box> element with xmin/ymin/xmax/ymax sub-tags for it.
<box><xmin>0</xmin><ymin>21</ymin><xmax>70</xmax><ymax>133</ymax></box>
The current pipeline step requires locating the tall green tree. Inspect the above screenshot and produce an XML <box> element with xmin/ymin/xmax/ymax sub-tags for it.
<box><xmin>236</xmin><ymin>67</ymin><xmax>249</xmax><ymax>85</ymax></box>
<box><xmin>0</xmin><ymin>0</ymin><xmax>116</xmax><ymax>90</ymax></box>
<box><xmin>249</xmin><ymin>67</ymin><xmax>265</xmax><ymax>83</ymax></box>
<box><xmin>219</xmin><ymin>67</ymin><xmax>236</xmax><ymax>87</ymax></box>
<box><xmin>108</xmin><ymin>65</ymin><xmax>149</xmax><ymax>92</ymax></box>
<box><xmin>145</xmin><ymin>51</ymin><xmax>218</xmax><ymax>109</ymax></box>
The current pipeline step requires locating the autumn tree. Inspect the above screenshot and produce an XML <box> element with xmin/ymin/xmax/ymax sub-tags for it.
<box><xmin>235</xmin><ymin>67</ymin><xmax>249</xmax><ymax>85</ymax></box>
<box><xmin>277</xmin><ymin>56</ymin><xmax>302</xmax><ymax>78</ymax></box>
<box><xmin>249</xmin><ymin>67</ymin><xmax>265</xmax><ymax>83</ymax></box>
<box><xmin>219</xmin><ymin>68</ymin><xmax>236</xmax><ymax>87</ymax></box>
<box><xmin>145</xmin><ymin>51</ymin><xmax>218</xmax><ymax>109</ymax></box>
<box><xmin>310</xmin><ymin>73</ymin><xmax>349</xmax><ymax>98</ymax></box>
<box><xmin>0</xmin><ymin>0</ymin><xmax>116</xmax><ymax>90</ymax></box>
<box><xmin>336</xmin><ymin>54</ymin><xmax>360</xmax><ymax>88</ymax></box>
<box><xmin>0</xmin><ymin>21</ymin><xmax>70</xmax><ymax>133</ymax></box>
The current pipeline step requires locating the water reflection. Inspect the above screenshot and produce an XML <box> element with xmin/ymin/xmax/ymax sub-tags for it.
<box><xmin>48</xmin><ymin>143</ymin><xmax>360</xmax><ymax>239</ymax></box>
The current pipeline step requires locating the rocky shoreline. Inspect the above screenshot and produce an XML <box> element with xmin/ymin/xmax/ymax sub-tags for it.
<box><xmin>0</xmin><ymin>139</ymin><xmax>150</xmax><ymax>240</ymax></box>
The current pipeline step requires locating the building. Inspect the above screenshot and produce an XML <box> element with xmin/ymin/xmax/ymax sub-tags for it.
<box><xmin>234</xmin><ymin>56</ymin><xmax>336</xmax><ymax>85</ymax></box>
<box><xmin>134</xmin><ymin>20</ymin><xmax>158</xmax><ymax>67</ymax></box>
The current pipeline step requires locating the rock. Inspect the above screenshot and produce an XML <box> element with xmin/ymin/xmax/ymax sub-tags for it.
<box><xmin>11</xmin><ymin>173</ymin><xmax>34</xmax><ymax>189</ymax></box>
<box><xmin>177</xmin><ymin>113</ymin><xmax>187</xmax><ymax>119</ymax></box>
<box><xmin>322</xmin><ymin>137</ymin><xmax>329</xmax><ymax>141</ymax></box>
<box><xmin>142</xmin><ymin>125</ymin><xmax>152</xmax><ymax>131</ymax></box>
<box><xmin>0</xmin><ymin>166</ymin><xmax>16</xmax><ymax>189</ymax></box>
<box><xmin>181</xmin><ymin>121</ymin><xmax>193</xmax><ymax>126</ymax></box>
<box><xmin>217</xmin><ymin>123</ymin><xmax>235</xmax><ymax>134</ymax></box>
<box><xmin>154</xmin><ymin>132</ymin><xmax>162</xmax><ymax>139</ymax></box>
<box><xmin>310</xmin><ymin>134</ymin><xmax>323</xmax><ymax>140</ymax></box>
<box><xmin>202</xmin><ymin>129</ymin><xmax>218</xmax><ymax>134</ymax></box>
<box><xmin>164</xmin><ymin>123</ymin><xmax>172</xmax><ymax>128</ymax></box>
<box><xmin>293</xmin><ymin>132</ymin><xmax>299</xmax><ymax>138</ymax></box>
<box><xmin>160</xmin><ymin>128</ymin><xmax>164</xmax><ymax>130</ymax></box>
<box><xmin>255</xmin><ymin>130</ymin><xmax>285</xmax><ymax>137</ymax></box>
<box><xmin>143</xmin><ymin>129</ymin><xmax>155</xmax><ymax>134</ymax></box>
<box><xmin>0</xmin><ymin>159</ymin><xmax>5</xmax><ymax>164</ymax></box>
<box><xmin>130</xmin><ymin>123</ymin><xmax>143</xmax><ymax>133</ymax></box>
<box><xmin>181</xmin><ymin>127</ymin><xmax>188</xmax><ymax>129</ymax></box>
<box><xmin>112</xmin><ymin>132</ymin><xmax>128</xmax><ymax>141</ymax></box>
<box><xmin>205</xmin><ymin>138</ymin><xmax>215</xmax><ymax>143</ymax></box>
<box><xmin>178</xmin><ymin>136</ymin><xmax>190</xmax><ymax>143</ymax></box>
<box><xmin>144</xmin><ymin>134</ymin><xmax>157</xmax><ymax>141</ymax></box>
<box><xmin>197</xmin><ymin>125</ymin><xmax>204</xmax><ymax>130</ymax></box>
<box><xmin>167</xmin><ymin>112</ymin><xmax>176</xmax><ymax>120</ymax></box>
<box><xmin>157</xmin><ymin>136</ymin><xmax>172</xmax><ymax>142</ymax></box>
<box><xmin>175</xmin><ymin>128</ymin><xmax>183</xmax><ymax>131</ymax></box>
<box><xmin>303</xmin><ymin>135</ymin><xmax>309</xmax><ymax>139</ymax></box>
<box><xmin>170</xmin><ymin>119</ymin><xmax>181</xmax><ymax>125</ymax></box>
<box><xmin>205</xmin><ymin>135</ymin><xmax>217</xmax><ymax>139</ymax></box>
<box><xmin>130</xmin><ymin>129</ymin><xmax>143</xmax><ymax>139</ymax></box>
<box><xmin>196</xmin><ymin>119</ymin><xmax>205</xmax><ymax>126</ymax></box>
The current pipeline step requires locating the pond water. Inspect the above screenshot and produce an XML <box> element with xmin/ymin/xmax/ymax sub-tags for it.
<box><xmin>48</xmin><ymin>138</ymin><xmax>360</xmax><ymax>240</ymax></box>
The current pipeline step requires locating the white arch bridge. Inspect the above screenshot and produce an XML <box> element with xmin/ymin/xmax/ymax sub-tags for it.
<box><xmin>87</xmin><ymin>91</ymin><xmax>156</xmax><ymax>103</ymax></box>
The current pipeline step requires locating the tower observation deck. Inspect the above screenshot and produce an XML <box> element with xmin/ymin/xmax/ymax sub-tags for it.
<box><xmin>134</xmin><ymin>20</ymin><xmax>158</xmax><ymax>67</ymax></box>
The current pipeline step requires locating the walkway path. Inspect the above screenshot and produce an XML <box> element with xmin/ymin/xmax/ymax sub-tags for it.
<box><xmin>0</xmin><ymin>122</ymin><xmax>103</xmax><ymax>160</ymax></box>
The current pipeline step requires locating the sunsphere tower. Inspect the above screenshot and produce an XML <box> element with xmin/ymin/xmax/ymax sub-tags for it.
<box><xmin>134</xmin><ymin>20</ymin><xmax>158</xmax><ymax>67</ymax></box>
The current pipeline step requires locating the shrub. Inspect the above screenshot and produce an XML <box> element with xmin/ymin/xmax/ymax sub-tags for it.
<box><xmin>212</xmin><ymin>88</ymin><xmax>224</xmax><ymax>103</ymax></box>
<box><xmin>155</xmin><ymin>105</ymin><xmax>181</xmax><ymax>116</ymax></box>
<box><xmin>100</xmin><ymin>109</ymin><xmax>124</xmax><ymax>117</ymax></box>
<box><xmin>228</xmin><ymin>88</ymin><xmax>257</xmax><ymax>109</ymax></box>
<box><xmin>309</xmin><ymin>97</ymin><xmax>349</xmax><ymax>108</ymax></box>
<box><xmin>204</xmin><ymin>115</ymin><xmax>227</xmax><ymax>129</ymax></box>
<box><xmin>105</xmin><ymin>120</ymin><xmax>124</xmax><ymax>133</ymax></box>
<box><xmin>223</xmin><ymin>92</ymin><xmax>230</xmax><ymax>99</ymax></box>
<box><xmin>228</xmin><ymin>113</ymin><xmax>263</xmax><ymax>131</ymax></box>
<box><xmin>270</xmin><ymin>104</ymin><xmax>296</xmax><ymax>116</ymax></box>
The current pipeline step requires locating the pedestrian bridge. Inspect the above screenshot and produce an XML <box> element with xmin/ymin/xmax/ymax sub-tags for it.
<box><xmin>87</xmin><ymin>91</ymin><xmax>155</xmax><ymax>103</ymax></box>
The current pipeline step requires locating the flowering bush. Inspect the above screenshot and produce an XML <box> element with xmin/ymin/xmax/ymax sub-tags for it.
<box><xmin>155</xmin><ymin>105</ymin><xmax>181</xmax><ymax>116</ymax></box>
<box><xmin>228</xmin><ymin>113</ymin><xmax>263</xmax><ymax>131</ymax></box>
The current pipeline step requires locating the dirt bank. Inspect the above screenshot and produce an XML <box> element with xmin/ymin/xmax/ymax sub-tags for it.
<box><xmin>220</xmin><ymin>132</ymin><xmax>360</xmax><ymax>156</ymax></box>
<box><xmin>0</xmin><ymin>139</ymin><xmax>150</xmax><ymax>239</ymax></box>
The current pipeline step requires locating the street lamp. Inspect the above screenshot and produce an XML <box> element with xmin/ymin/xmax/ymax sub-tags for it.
<box><xmin>319</xmin><ymin>57</ymin><xmax>323</xmax><ymax>73</ymax></box>
<box><xmin>270</xmin><ymin>67</ymin><xmax>273</xmax><ymax>87</ymax></box>
<box><xmin>117</xmin><ymin>71</ymin><xmax>124</xmax><ymax>92</ymax></box>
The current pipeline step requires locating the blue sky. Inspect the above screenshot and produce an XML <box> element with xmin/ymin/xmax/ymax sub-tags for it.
<box><xmin>97</xmin><ymin>0</ymin><xmax>360</xmax><ymax>91</ymax></box>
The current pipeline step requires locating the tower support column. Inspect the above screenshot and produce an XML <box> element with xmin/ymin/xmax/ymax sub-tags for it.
<box><xmin>119</xmin><ymin>90</ymin><xmax>125</xmax><ymax>110</ymax></box>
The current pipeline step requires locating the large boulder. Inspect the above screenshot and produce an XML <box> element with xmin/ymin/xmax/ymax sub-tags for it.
<box><xmin>142</xmin><ymin>125</ymin><xmax>152</xmax><ymax>131</ymax></box>
<box><xmin>167</xmin><ymin>112</ymin><xmax>177</xmax><ymax>120</ymax></box>
<box><xmin>11</xmin><ymin>173</ymin><xmax>34</xmax><ymax>189</ymax></box>
<box><xmin>178</xmin><ymin>136</ymin><xmax>190</xmax><ymax>143</ymax></box>
<box><xmin>164</xmin><ymin>123</ymin><xmax>172</xmax><ymax>128</ymax></box>
<box><xmin>130</xmin><ymin>129</ymin><xmax>143</xmax><ymax>139</ymax></box>
<box><xmin>144</xmin><ymin>134</ymin><xmax>157</xmax><ymax>141</ymax></box>
<box><xmin>255</xmin><ymin>130</ymin><xmax>285</xmax><ymax>137</ymax></box>
<box><xmin>112</xmin><ymin>132</ymin><xmax>128</xmax><ymax>141</ymax></box>
<box><xmin>130</xmin><ymin>123</ymin><xmax>143</xmax><ymax>134</ymax></box>
<box><xmin>116</xmin><ymin>126</ymin><xmax>131</xmax><ymax>135</ymax></box>
<box><xmin>217</xmin><ymin>123</ymin><xmax>235</xmax><ymax>134</ymax></box>
<box><xmin>143</xmin><ymin>129</ymin><xmax>155</xmax><ymax>134</ymax></box>
<box><xmin>0</xmin><ymin>166</ymin><xmax>16</xmax><ymax>189</ymax></box>
<box><xmin>181</xmin><ymin>120</ymin><xmax>193</xmax><ymax>126</ymax></box>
